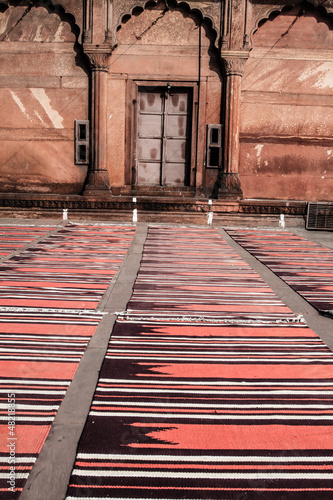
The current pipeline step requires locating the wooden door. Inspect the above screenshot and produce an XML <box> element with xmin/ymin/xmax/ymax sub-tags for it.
<box><xmin>136</xmin><ymin>87</ymin><xmax>191</xmax><ymax>186</ymax></box>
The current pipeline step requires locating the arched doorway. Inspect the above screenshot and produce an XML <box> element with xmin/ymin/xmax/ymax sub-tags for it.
<box><xmin>108</xmin><ymin>1</ymin><xmax>222</xmax><ymax>195</ymax></box>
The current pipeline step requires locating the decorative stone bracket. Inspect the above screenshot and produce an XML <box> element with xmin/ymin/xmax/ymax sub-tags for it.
<box><xmin>221</xmin><ymin>50</ymin><xmax>249</xmax><ymax>77</ymax></box>
<box><xmin>84</xmin><ymin>44</ymin><xmax>112</xmax><ymax>71</ymax></box>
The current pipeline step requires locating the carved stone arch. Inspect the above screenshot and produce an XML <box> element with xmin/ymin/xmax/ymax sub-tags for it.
<box><xmin>113</xmin><ymin>0</ymin><xmax>218</xmax><ymax>49</ymax></box>
<box><xmin>249</xmin><ymin>0</ymin><xmax>333</xmax><ymax>48</ymax></box>
<box><xmin>0</xmin><ymin>1</ymin><xmax>82</xmax><ymax>46</ymax></box>
<box><xmin>0</xmin><ymin>0</ymin><xmax>79</xmax><ymax>25</ymax></box>
<box><xmin>0</xmin><ymin>0</ymin><xmax>87</xmax><ymax>70</ymax></box>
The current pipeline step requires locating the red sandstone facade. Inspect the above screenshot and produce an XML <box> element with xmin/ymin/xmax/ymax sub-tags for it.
<box><xmin>0</xmin><ymin>0</ymin><xmax>332</xmax><ymax>205</ymax></box>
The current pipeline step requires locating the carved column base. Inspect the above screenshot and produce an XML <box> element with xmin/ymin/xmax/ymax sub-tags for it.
<box><xmin>215</xmin><ymin>172</ymin><xmax>243</xmax><ymax>200</ymax></box>
<box><xmin>83</xmin><ymin>170</ymin><xmax>112</xmax><ymax>197</ymax></box>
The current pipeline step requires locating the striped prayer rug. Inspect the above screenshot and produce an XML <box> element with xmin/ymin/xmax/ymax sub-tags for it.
<box><xmin>126</xmin><ymin>226</ymin><xmax>299</xmax><ymax>323</ymax></box>
<box><xmin>0</xmin><ymin>224</ymin><xmax>135</xmax><ymax>310</ymax></box>
<box><xmin>66</xmin><ymin>227</ymin><xmax>333</xmax><ymax>499</ymax></box>
<box><xmin>0</xmin><ymin>310</ymin><xmax>103</xmax><ymax>499</ymax></box>
<box><xmin>0</xmin><ymin>223</ymin><xmax>135</xmax><ymax>498</ymax></box>
<box><xmin>0</xmin><ymin>226</ymin><xmax>56</xmax><ymax>257</ymax></box>
<box><xmin>226</xmin><ymin>229</ymin><xmax>333</xmax><ymax>316</ymax></box>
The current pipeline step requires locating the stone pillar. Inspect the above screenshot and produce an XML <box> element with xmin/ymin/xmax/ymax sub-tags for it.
<box><xmin>83</xmin><ymin>45</ymin><xmax>112</xmax><ymax>196</ymax></box>
<box><xmin>218</xmin><ymin>50</ymin><xmax>249</xmax><ymax>199</ymax></box>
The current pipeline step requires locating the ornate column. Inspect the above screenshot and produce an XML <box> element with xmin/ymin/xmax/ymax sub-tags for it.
<box><xmin>218</xmin><ymin>50</ymin><xmax>249</xmax><ymax>199</ymax></box>
<box><xmin>83</xmin><ymin>45</ymin><xmax>112</xmax><ymax>196</ymax></box>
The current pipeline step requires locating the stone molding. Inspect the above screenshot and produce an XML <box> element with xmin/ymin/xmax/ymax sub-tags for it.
<box><xmin>0</xmin><ymin>197</ymin><xmax>307</xmax><ymax>216</ymax></box>
<box><xmin>240</xmin><ymin>204</ymin><xmax>306</xmax><ymax>216</ymax></box>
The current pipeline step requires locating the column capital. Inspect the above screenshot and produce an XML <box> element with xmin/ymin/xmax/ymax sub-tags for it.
<box><xmin>221</xmin><ymin>50</ymin><xmax>249</xmax><ymax>76</ymax></box>
<box><xmin>84</xmin><ymin>44</ymin><xmax>112</xmax><ymax>72</ymax></box>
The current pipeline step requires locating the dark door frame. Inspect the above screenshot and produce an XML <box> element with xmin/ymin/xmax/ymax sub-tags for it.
<box><xmin>125</xmin><ymin>79</ymin><xmax>202</xmax><ymax>190</ymax></box>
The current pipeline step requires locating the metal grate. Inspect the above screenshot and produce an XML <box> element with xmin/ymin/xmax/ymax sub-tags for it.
<box><xmin>306</xmin><ymin>202</ymin><xmax>333</xmax><ymax>230</ymax></box>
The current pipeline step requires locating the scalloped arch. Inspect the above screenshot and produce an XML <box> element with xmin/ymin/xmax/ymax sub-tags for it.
<box><xmin>114</xmin><ymin>0</ymin><xmax>218</xmax><ymax>49</ymax></box>
<box><xmin>250</xmin><ymin>1</ymin><xmax>333</xmax><ymax>48</ymax></box>
<box><xmin>0</xmin><ymin>0</ymin><xmax>82</xmax><ymax>41</ymax></box>
<box><xmin>0</xmin><ymin>0</ymin><xmax>87</xmax><ymax>70</ymax></box>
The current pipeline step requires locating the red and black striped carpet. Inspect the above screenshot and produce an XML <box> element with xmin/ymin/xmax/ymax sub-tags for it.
<box><xmin>66</xmin><ymin>227</ymin><xmax>333</xmax><ymax>499</ymax></box>
<box><xmin>0</xmin><ymin>223</ymin><xmax>135</xmax><ymax>498</ymax></box>
<box><xmin>0</xmin><ymin>310</ymin><xmax>103</xmax><ymax>498</ymax></box>
<box><xmin>0</xmin><ymin>224</ymin><xmax>135</xmax><ymax>310</ymax></box>
<box><xmin>0</xmin><ymin>226</ymin><xmax>55</xmax><ymax>257</ymax></box>
<box><xmin>226</xmin><ymin>229</ymin><xmax>333</xmax><ymax>316</ymax></box>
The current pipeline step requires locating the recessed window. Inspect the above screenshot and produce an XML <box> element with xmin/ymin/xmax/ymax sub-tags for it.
<box><xmin>206</xmin><ymin>124</ymin><xmax>222</xmax><ymax>168</ymax></box>
<box><xmin>75</xmin><ymin>120</ymin><xmax>89</xmax><ymax>165</ymax></box>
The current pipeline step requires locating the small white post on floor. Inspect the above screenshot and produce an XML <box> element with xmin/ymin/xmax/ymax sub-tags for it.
<box><xmin>279</xmin><ymin>213</ymin><xmax>285</xmax><ymax>229</ymax></box>
<box><xmin>63</xmin><ymin>209</ymin><xmax>68</xmax><ymax>221</ymax></box>
<box><xmin>132</xmin><ymin>197</ymin><xmax>137</xmax><ymax>224</ymax></box>
<box><xmin>207</xmin><ymin>199</ymin><xmax>213</xmax><ymax>225</ymax></box>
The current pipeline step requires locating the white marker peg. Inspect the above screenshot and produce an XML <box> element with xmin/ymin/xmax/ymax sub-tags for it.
<box><xmin>279</xmin><ymin>213</ymin><xmax>285</xmax><ymax>229</ymax></box>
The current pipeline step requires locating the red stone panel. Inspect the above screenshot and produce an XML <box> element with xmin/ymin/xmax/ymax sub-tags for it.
<box><xmin>0</xmin><ymin>5</ymin><xmax>89</xmax><ymax>194</ymax></box>
<box><xmin>240</xmin><ymin>7</ymin><xmax>333</xmax><ymax>201</ymax></box>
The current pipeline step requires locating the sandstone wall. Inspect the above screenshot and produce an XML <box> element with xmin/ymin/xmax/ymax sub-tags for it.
<box><xmin>0</xmin><ymin>3</ymin><xmax>89</xmax><ymax>194</ymax></box>
<box><xmin>240</xmin><ymin>6</ymin><xmax>333</xmax><ymax>201</ymax></box>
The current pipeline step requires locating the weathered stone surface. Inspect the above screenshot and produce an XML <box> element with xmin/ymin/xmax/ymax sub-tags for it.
<box><xmin>240</xmin><ymin>5</ymin><xmax>333</xmax><ymax>201</ymax></box>
<box><xmin>0</xmin><ymin>3</ymin><xmax>89</xmax><ymax>194</ymax></box>
<box><xmin>240</xmin><ymin>142</ymin><xmax>333</xmax><ymax>201</ymax></box>
<box><xmin>107</xmin><ymin>78</ymin><xmax>126</xmax><ymax>188</ymax></box>
<box><xmin>0</xmin><ymin>140</ymin><xmax>88</xmax><ymax>194</ymax></box>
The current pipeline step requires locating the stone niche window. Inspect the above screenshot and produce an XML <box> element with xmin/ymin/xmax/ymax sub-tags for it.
<box><xmin>75</xmin><ymin>120</ymin><xmax>90</xmax><ymax>164</ymax></box>
<box><xmin>206</xmin><ymin>124</ymin><xmax>222</xmax><ymax>168</ymax></box>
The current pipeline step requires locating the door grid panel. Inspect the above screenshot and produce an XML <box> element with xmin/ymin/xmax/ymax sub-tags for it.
<box><xmin>136</xmin><ymin>87</ymin><xmax>191</xmax><ymax>186</ymax></box>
